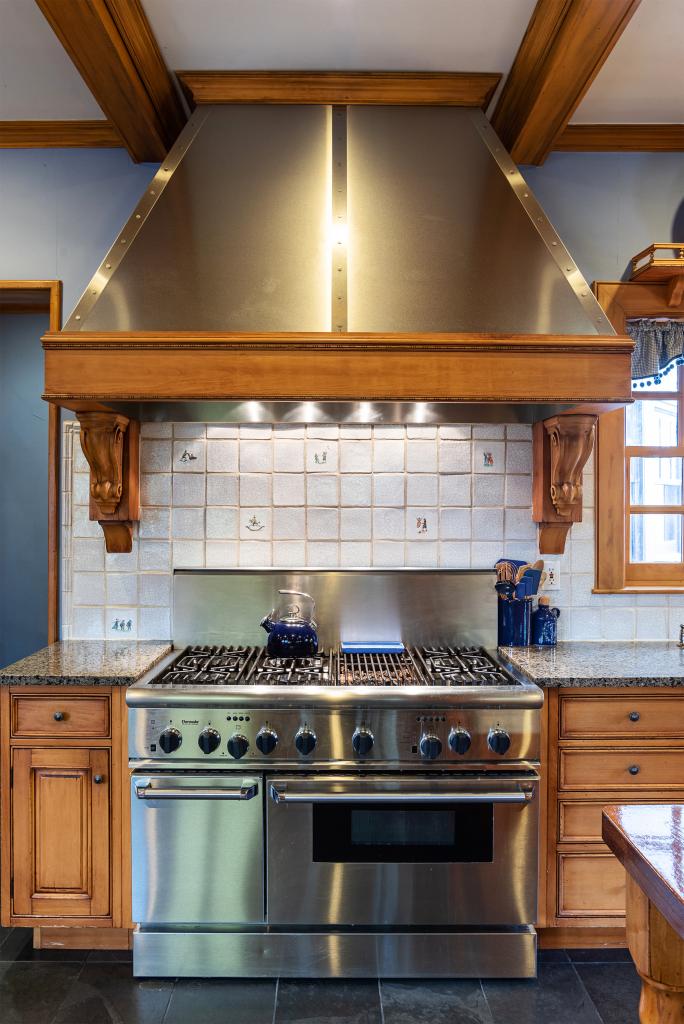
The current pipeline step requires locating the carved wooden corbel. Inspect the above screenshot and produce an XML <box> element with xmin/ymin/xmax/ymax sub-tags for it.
<box><xmin>532</xmin><ymin>413</ymin><xmax>597</xmax><ymax>554</ymax></box>
<box><xmin>76</xmin><ymin>412</ymin><xmax>140</xmax><ymax>554</ymax></box>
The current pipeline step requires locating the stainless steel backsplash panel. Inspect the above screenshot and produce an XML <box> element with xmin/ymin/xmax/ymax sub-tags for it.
<box><xmin>172</xmin><ymin>569</ymin><xmax>496</xmax><ymax>649</ymax></box>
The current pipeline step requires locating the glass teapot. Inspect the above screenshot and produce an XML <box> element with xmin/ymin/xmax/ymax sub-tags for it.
<box><xmin>260</xmin><ymin>590</ymin><xmax>319</xmax><ymax>658</ymax></box>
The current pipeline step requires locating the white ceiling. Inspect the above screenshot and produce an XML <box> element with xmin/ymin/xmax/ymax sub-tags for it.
<box><xmin>0</xmin><ymin>0</ymin><xmax>103</xmax><ymax>119</ymax></box>
<box><xmin>0</xmin><ymin>0</ymin><xmax>681</xmax><ymax>124</ymax></box>
<box><xmin>571</xmin><ymin>0</ymin><xmax>684</xmax><ymax>124</ymax></box>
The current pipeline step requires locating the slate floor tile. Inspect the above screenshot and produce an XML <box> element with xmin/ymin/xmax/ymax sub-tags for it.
<box><xmin>87</xmin><ymin>949</ymin><xmax>134</xmax><ymax>963</ymax></box>
<box><xmin>275</xmin><ymin>980</ymin><xmax>382</xmax><ymax>1024</ymax></box>
<box><xmin>381</xmin><ymin>979</ymin><xmax>493</xmax><ymax>1024</ymax></box>
<box><xmin>537</xmin><ymin>948</ymin><xmax>570</xmax><ymax>964</ymax></box>
<box><xmin>575</xmin><ymin>963</ymin><xmax>641</xmax><ymax>1024</ymax></box>
<box><xmin>568</xmin><ymin>947</ymin><xmax>633</xmax><ymax>963</ymax></box>
<box><xmin>52</xmin><ymin>962</ymin><xmax>172</xmax><ymax>1024</ymax></box>
<box><xmin>163</xmin><ymin>978</ymin><xmax>277</xmax><ymax>1024</ymax></box>
<box><xmin>483</xmin><ymin>964</ymin><xmax>603</xmax><ymax>1024</ymax></box>
<box><xmin>0</xmin><ymin>962</ymin><xmax>81</xmax><ymax>1024</ymax></box>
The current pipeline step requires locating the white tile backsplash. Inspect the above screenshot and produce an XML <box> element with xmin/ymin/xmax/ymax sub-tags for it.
<box><xmin>60</xmin><ymin>420</ymin><xmax>676</xmax><ymax>642</ymax></box>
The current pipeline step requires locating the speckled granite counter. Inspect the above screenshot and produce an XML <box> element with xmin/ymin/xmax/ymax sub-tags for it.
<box><xmin>502</xmin><ymin>642</ymin><xmax>684</xmax><ymax>687</ymax></box>
<box><xmin>0</xmin><ymin>641</ymin><xmax>172</xmax><ymax>686</ymax></box>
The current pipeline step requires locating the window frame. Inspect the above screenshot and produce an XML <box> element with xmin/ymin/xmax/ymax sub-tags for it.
<box><xmin>594</xmin><ymin>280</ymin><xmax>684</xmax><ymax>592</ymax></box>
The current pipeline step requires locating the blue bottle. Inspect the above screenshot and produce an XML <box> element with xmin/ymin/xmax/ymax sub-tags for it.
<box><xmin>531</xmin><ymin>596</ymin><xmax>560</xmax><ymax>646</ymax></box>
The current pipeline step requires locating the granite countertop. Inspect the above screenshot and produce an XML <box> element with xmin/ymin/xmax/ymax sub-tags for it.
<box><xmin>502</xmin><ymin>641</ymin><xmax>684</xmax><ymax>687</ymax></box>
<box><xmin>0</xmin><ymin>641</ymin><xmax>172</xmax><ymax>686</ymax></box>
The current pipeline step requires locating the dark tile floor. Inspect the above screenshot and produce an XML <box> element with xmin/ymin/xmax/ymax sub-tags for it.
<box><xmin>0</xmin><ymin>928</ymin><xmax>640</xmax><ymax>1024</ymax></box>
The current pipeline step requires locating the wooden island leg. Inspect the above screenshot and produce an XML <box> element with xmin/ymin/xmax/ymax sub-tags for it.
<box><xmin>626</xmin><ymin>875</ymin><xmax>684</xmax><ymax>1023</ymax></box>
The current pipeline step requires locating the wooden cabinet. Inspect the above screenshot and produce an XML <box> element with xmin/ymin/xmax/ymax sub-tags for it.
<box><xmin>11</xmin><ymin>747</ymin><xmax>110</xmax><ymax>918</ymax></box>
<box><xmin>543</xmin><ymin>687</ymin><xmax>684</xmax><ymax>939</ymax></box>
<box><xmin>11</xmin><ymin>694</ymin><xmax>110</xmax><ymax>739</ymax></box>
<box><xmin>0</xmin><ymin>686</ymin><xmax>128</xmax><ymax>937</ymax></box>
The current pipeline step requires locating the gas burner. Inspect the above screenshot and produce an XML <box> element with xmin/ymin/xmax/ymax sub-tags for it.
<box><xmin>254</xmin><ymin>654</ymin><xmax>332</xmax><ymax>686</ymax></box>
<box><xmin>419</xmin><ymin>646</ymin><xmax>512</xmax><ymax>686</ymax></box>
<box><xmin>149</xmin><ymin>646</ymin><xmax>259</xmax><ymax>685</ymax></box>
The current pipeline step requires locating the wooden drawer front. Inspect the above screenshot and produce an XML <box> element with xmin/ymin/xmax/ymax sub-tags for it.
<box><xmin>559</xmin><ymin>796</ymin><xmax>684</xmax><ymax>844</ymax></box>
<box><xmin>11</xmin><ymin>695</ymin><xmax>111</xmax><ymax>739</ymax></box>
<box><xmin>558</xmin><ymin>853</ymin><xmax>625</xmax><ymax>918</ymax></box>
<box><xmin>559</xmin><ymin>748</ymin><xmax>684</xmax><ymax>790</ymax></box>
<box><xmin>560</xmin><ymin>695</ymin><xmax>684</xmax><ymax>739</ymax></box>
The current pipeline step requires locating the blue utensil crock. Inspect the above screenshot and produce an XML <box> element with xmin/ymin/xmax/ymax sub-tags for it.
<box><xmin>498</xmin><ymin>596</ymin><xmax>532</xmax><ymax>647</ymax></box>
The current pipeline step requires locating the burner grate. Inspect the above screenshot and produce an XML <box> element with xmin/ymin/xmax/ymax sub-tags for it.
<box><xmin>148</xmin><ymin>644</ymin><xmax>515</xmax><ymax>688</ymax></box>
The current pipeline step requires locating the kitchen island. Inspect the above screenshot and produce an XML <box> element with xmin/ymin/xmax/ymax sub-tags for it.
<box><xmin>603</xmin><ymin>804</ymin><xmax>684</xmax><ymax>1023</ymax></box>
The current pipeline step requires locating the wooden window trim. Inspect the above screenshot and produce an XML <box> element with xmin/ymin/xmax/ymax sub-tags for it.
<box><xmin>595</xmin><ymin>280</ymin><xmax>684</xmax><ymax>593</ymax></box>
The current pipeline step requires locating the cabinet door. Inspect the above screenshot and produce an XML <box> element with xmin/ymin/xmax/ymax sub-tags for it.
<box><xmin>11</xmin><ymin>748</ymin><xmax>110</xmax><ymax>919</ymax></box>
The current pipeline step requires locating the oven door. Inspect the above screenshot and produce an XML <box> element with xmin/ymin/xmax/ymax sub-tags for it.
<box><xmin>266</xmin><ymin>774</ymin><xmax>538</xmax><ymax>927</ymax></box>
<box><xmin>131</xmin><ymin>774</ymin><xmax>264</xmax><ymax>925</ymax></box>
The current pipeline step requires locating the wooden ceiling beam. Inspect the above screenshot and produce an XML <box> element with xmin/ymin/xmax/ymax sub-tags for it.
<box><xmin>555</xmin><ymin>124</ymin><xmax>684</xmax><ymax>152</ymax></box>
<box><xmin>34</xmin><ymin>0</ymin><xmax>186</xmax><ymax>162</ymax></box>
<box><xmin>491</xmin><ymin>0</ymin><xmax>643</xmax><ymax>165</ymax></box>
<box><xmin>177</xmin><ymin>70</ymin><xmax>502</xmax><ymax>108</ymax></box>
<box><xmin>0</xmin><ymin>120</ymin><xmax>123</xmax><ymax>149</ymax></box>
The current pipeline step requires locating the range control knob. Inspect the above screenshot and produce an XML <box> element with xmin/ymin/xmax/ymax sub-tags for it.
<box><xmin>256</xmin><ymin>727</ymin><xmax>278</xmax><ymax>755</ymax></box>
<box><xmin>419</xmin><ymin>733</ymin><xmax>442</xmax><ymax>760</ymax></box>
<box><xmin>352</xmin><ymin>727</ymin><xmax>374</xmax><ymax>756</ymax></box>
<box><xmin>227</xmin><ymin>734</ymin><xmax>249</xmax><ymax>760</ymax></box>
<box><xmin>488</xmin><ymin>728</ymin><xmax>511</xmax><ymax>756</ymax></box>
<box><xmin>198</xmin><ymin>728</ymin><xmax>221</xmax><ymax>755</ymax></box>
<box><xmin>448</xmin><ymin>727</ymin><xmax>472</xmax><ymax>755</ymax></box>
<box><xmin>295</xmin><ymin>727</ymin><xmax>317</xmax><ymax>756</ymax></box>
<box><xmin>159</xmin><ymin>728</ymin><xmax>182</xmax><ymax>754</ymax></box>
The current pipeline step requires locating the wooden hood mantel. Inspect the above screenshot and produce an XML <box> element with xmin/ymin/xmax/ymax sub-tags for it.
<box><xmin>43</xmin><ymin>330</ymin><xmax>632</xmax><ymax>406</ymax></box>
<box><xmin>43</xmin><ymin>328</ymin><xmax>632</xmax><ymax>554</ymax></box>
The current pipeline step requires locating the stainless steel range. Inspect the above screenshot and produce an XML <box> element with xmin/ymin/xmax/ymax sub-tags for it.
<box><xmin>128</xmin><ymin>569</ymin><xmax>542</xmax><ymax>979</ymax></box>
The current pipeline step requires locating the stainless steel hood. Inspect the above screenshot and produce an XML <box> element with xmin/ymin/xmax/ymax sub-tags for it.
<box><xmin>60</xmin><ymin>104</ymin><xmax>620</xmax><ymax>423</ymax></box>
<box><xmin>68</xmin><ymin>104</ymin><xmax>606</xmax><ymax>336</ymax></box>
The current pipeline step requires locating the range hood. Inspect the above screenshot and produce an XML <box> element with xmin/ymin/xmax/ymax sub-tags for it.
<box><xmin>44</xmin><ymin>103</ymin><xmax>632</xmax><ymax>423</ymax></box>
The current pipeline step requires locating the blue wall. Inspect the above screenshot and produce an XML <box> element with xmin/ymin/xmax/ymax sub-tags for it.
<box><xmin>0</xmin><ymin>314</ymin><xmax>50</xmax><ymax>665</ymax></box>
<box><xmin>522</xmin><ymin>151</ymin><xmax>684</xmax><ymax>285</ymax></box>
<box><xmin>0</xmin><ymin>148</ymin><xmax>157</xmax><ymax>319</ymax></box>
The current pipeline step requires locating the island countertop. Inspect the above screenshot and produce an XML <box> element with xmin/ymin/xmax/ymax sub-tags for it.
<box><xmin>501</xmin><ymin>641</ymin><xmax>684</xmax><ymax>687</ymax></box>
<box><xmin>603</xmin><ymin>804</ymin><xmax>684</xmax><ymax>940</ymax></box>
<box><xmin>0</xmin><ymin>640</ymin><xmax>172</xmax><ymax>686</ymax></box>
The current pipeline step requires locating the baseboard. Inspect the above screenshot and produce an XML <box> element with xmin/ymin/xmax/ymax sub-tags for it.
<box><xmin>538</xmin><ymin>926</ymin><xmax>627</xmax><ymax>949</ymax></box>
<box><xmin>33</xmin><ymin>926</ymin><xmax>132</xmax><ymax>950</ymax></box>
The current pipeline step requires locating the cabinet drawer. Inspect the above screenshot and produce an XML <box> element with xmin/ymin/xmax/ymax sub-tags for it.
<box><xmin>560</xmin><ymin>694</ymin><xmax>684</xmax><ymax>739</ymax></box>
<box><xmin>558</xmin><ymin>796</ymin><xmax>684</xmax><ymax>843</ymax></box>
<box><xmin>11</xmin><ymin>695</ymin><xmax>111</xmax><ymax>739</ymax></box>
<box><xmin>559</xmin><ymin>748</ymin><xmax>684</xmax><ymax>790</ymax></box>
<box><xmin>557</xmin><ymin>853</ymin><xmax>625</xmax><ymax>917</ymax></box>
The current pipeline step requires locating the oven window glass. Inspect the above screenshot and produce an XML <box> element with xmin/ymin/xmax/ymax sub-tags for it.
<box><xmin>313</xmin><ymin>801</ymin><xmax>493</xmax><ymax>863</ymax></box>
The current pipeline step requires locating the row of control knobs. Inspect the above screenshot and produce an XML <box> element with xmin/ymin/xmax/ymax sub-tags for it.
<box><xmin>157</xmin><ymin>725</ymin><xmax>511</xmax><ymax>758</ymax></box>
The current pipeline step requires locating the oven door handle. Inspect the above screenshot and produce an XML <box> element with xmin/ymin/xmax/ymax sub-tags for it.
<box><xmin>135</xmin><ymin>780</ymin><xmax>258</xmax><ymax>801</ymax></box>
<box><xmin>269</xmin><ymin>783</ymin><xmax>534</xmax><ymax>805</ymax></box>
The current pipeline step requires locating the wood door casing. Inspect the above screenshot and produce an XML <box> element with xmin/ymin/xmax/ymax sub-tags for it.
<box><xmin>11</xmin><ymin>747</ymin><xmax>110</xmax><ymax>918</ymax></box>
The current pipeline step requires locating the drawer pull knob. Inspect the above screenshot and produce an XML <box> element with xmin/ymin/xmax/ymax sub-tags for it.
<box><xmin>53</xmin><ymin>711</ymin><xmax>64</xmax><ymax>721</ymax></box>
<box><xmin>629</xmin><ymin>764</ymin><xmax>640</xmax><ymax>776</ymax></box>
<box><xmin>629</xmin><ymin>711</ymin><xmax>640</xmax><ymax>722</ymax></box>
<box><xmin>93</xmin><ymin>774</ymin><xmax>104</xmax><ymax>784</ymax></box>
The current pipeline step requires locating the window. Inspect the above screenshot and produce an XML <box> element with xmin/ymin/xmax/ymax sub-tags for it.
<box><xmin>625</xmin><ymin>370</ymin><xmax>684</xmax><ymax>582</ymax></box>
<box><xmin>594</xmin><ymin>280</ymin><xmax>684</xmax><ymax>593</ymax></box>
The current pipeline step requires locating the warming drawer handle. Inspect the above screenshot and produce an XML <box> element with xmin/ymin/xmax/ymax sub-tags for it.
<box><xmin>269</xmin><ymin>783</ymin><xmax>534</xmax><ymax>805</ymax></box>
<box><xmin>135</xmin><ymin>781</ymin><xmax>258</xmax><ymax>801</ymax></box>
